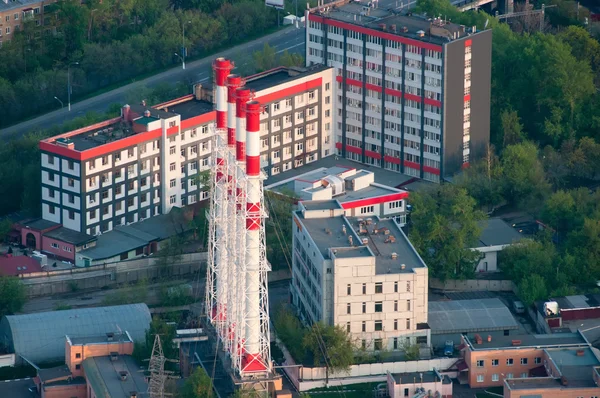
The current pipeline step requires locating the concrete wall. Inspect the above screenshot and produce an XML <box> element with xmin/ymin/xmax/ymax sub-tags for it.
<box><xmin>429</xmin><ymin>278</ymin><xmax>515</xmax><ymax>292</ymax></box>
<box><xmin>22</xmin><ymin>252</ymin><xmax>206</xmax><ymax>297</ymax></box>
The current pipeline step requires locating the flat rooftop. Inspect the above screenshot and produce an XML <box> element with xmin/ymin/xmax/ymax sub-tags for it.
<box><xmin>83</xmin><ymin>355</ymin><xmax>147</xmax><ymax>397</ymax></box>
<box><xmin>0</xmin><ymin>378</ymin><xmax>36</xmax><ymax>398</ymax></box>
<box><xmin>244</xmin><ymin>64</ymin><xmax>330</xmax><ymax>92</ymax></box>
<box><xmin>428</xmin><ymin>298</ymin><xmax>519</xmax><ymax>334</ymax></box>
<box><xmin>44</xmin><ymin>226</ymin><xmax>95</xmax><ymax>246</ymax></box>
<box><xmin>156</xmin><ymin>98</ymin><xmax>214</xmax><ymax>120</ymax></box>
<box><xmin>465</xmin><ymin>332</ymin><xmax>589</xmax><ymax>350</ymax></box>
<box><xmin>70</xmin><ymin>332</ymin><xmax>133</xmax><ymax>345</ymax></box>
<box><xmin>348</xmin><ymin>216</ymin><xmax>424</xmax><ymax>274</ymax></box>
<box><xmin>311</xmin><ymin>0</ymin><xmax>469</xmax><ymax>45</ymax></box>
<box><xmin>476</xmin><ymin>218</ymin><xmax>524</xmax><ymax>247</ymax></box>
<box><xmin>302</xmin><ymin>200</ymin><xmax>344</xmax><ymax>211</ymax></box>
<box><xmin>391</xmin><ymin>371</ymin><xmax>450</xmax><ymax>385</ymax></box>
<box><xmin>296</xmin><ymin>208</ymin><xmax>425</xmax><ymax>273</ymax></box>
<box><xmin>265</xmin><ymin>156</ymin><xmax>431</xmax><ymax>192</ymax></box>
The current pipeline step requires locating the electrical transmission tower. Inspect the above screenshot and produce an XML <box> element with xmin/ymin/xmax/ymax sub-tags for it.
<box><xmin>147</xmin><ymin>335</ymin><xmax>176</xmax><ymax>398</ymax></box>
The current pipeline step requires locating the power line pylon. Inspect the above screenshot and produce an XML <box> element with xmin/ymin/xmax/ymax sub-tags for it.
<box><xmin>147</xmin><ymin>334</ymin><xmax>176</xmax><ymax>398</ymax></box>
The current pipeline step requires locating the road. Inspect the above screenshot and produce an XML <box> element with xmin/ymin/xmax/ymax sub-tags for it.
<box><xmin>0</xmin><ymin>26</ymin><xmax>306</xmax><ymax>138</ymax></box>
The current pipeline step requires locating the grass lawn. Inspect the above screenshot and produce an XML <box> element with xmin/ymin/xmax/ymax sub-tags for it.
<box><xmin>308</xmin><ymin>382</ymin><xmax>384</xmax><ymax>397</ymax></box>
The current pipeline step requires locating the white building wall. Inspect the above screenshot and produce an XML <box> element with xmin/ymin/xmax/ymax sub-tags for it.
<box><xmin>42</xmin><ymin>203</ymin><xmax>60</xmax><ymax>223</ymax></box>
<box><xmin>62</xmin><ymin>209</ymin><xmax>81</xmax><ymax>231</ymax></box>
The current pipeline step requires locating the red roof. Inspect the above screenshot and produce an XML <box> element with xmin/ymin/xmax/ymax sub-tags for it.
<box><xmin>0</xmin><ymin>255</ymin><xmax>42</xmax><ymax>276</ymax></box>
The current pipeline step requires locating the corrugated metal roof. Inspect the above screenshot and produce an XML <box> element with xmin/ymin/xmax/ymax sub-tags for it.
<box><xmin>0</xmin><ymin>304</ymin><xmax>151</xmax><ymax>363</ymax></box>
<box><xmin>428</xmin><ymin>298</ymin><xmax>519</xmax><ymax>334</ymax></box>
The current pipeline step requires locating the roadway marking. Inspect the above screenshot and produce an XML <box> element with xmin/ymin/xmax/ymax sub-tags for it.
<box><xmin>275</xmin><ymin>43</ymin><xmax>304</xmax><ymax>54</ymax></box>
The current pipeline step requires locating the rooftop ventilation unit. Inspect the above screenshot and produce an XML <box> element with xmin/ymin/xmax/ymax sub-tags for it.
<box><xmin>106</xmin><ymin>332</ymin><xmax>115</xmax><ymax>342</ymax></box>
<box><xmin>392</xmin><ymin>253</ymin><xmax>398</xmax><ymax>260</ymax></box>
<box><xmin>119</xmin><ymin>371</ymin><xmax>128</xmax><ymax>381</ymax></box>
<box><xmin>417</xmin><ymin>30</ymin><xmax>425</xmax><ymax>37</ymax></box>
<box><xmin>110</xmin><ymin>352</ymin><xmax>119</xmax><ymax>362</ymax></box>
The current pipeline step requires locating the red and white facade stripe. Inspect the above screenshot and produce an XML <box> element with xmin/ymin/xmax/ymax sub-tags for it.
<box><xmin>227</xmin><ymin>75</ymin><xmax>243</xmax><ymax>147</ymax></box>
<box><xmin>213</xmin><ymin>57</ymin><xmax>233</xmax><ymax>130</ymax></box>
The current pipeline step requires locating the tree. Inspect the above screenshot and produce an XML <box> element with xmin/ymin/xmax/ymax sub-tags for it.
<box><xmin>264</xmin><ymin>190</ymin><xmax>297</xmax><ymax>270</ymax></box>
<box><xmin>0</xmin><ymin>277</ymin><xmax>26</xmax><ymax>317</ymax></box>
<box><xmin>408</xmin><ymin>184</ymin><xmax>485</xmax><ymax>280</ymax></box>
<box><xmin>302</xmin><ymin>323</ymin><xmax>354</xmax><ymax>382</ymax></box>
<box><xmin>455</xmin><ymin>144</ymin><xmax>504</xmax><ymax>212</ymax></box>
<box><xmin>0</xmin><ymin>219</ymin><xmax>13</xmax><ymax>243</ymax></box>
<box><xmin>273</xmin><ymin>305</ymin><xmax>306</xmax><ymax>361</ymax></box>
<box><xmin>501</xmin><ymin>142</ymin><xmax>551</xmax><ymax>211</ymax></box>
<box><xmin>253</xmin><ymin>43</ymin><xmax>277</xmax><ymax>72</ymax></box>
<box><xmin>133</xmin><ymin>319</ymin><xmax>178</xmax><ymax>368</ymax></box>
<box><xmin>500</xmin><ymin>109</ymin><xmax>524</xmax><ymax>148</ymax></box>
<box><xmin>279</xmin><ymin>50</ymin><xmax>304</xmax><ymax>68</ymax></box>
<box><xmin>518</xmin><ymin>274</ymin><xmax>548</xmax><ymax>306</ymax></box>
<box><xmin>400</xmin><ymin>342</ymin><xmax>420</xmax><ymax>361</ymax></box>
<box><xmin>540</xmin><ymin>190</ymin><xmax>578</xmax><ymax>238</ymax></box>
<box><xmin>179</xmin><ymin>367</ymin><xmax>213</xmax><ymax>398</ymax></box>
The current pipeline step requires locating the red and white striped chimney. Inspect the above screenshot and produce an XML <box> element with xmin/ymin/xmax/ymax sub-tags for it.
<box><xmin>242</xmin><ymin>100</ymin><xmax>266</xmax><ymax>372</ymax></box>
<box><xmin>213</xmin><ymin>58</ymin><xmax>233</xmax><ymax>130</ymax></box>
<box><xmin>235</xmin><ymin>88</ymin><xmax>252</xmax><ymax>163</ymax></box>
<box><xmin>226</xmin><ymin>75</ymin><xmax>243</xmax><ymax>148</ymax></box>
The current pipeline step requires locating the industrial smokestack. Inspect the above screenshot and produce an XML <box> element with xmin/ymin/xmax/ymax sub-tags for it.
<box><xmin>241</xmin><ymin>100</ymin><xmax>267</xmax><ymax>373</ymax></box>
<box><xmin>235</xmin><ymin>88</ymin><xmax>252</xmax><ymax>163</ymax></box>
<box><xmin>213</xmin><ymin>58</ymin><xmax>233</xmax><ymax>130</ymax></box>
<box><xmin>226</xmin><ymin>75</ymin><xmax>243</xmax><ymax>147</ymax></box>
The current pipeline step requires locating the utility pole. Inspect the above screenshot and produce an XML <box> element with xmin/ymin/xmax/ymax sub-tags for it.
<box><xmin>67</xmin><ymin>62</ymin><xmax>79</xmax><ymax>112</ymax></box>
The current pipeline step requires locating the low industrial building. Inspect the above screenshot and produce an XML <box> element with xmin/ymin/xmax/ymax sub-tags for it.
<box><xmin>267</xmin><ymin>165</ymin><xmax>409</xmax><ymax>225</ymax></box>
<box><xmin>291</xmin><ymin>199</ymin><xmax>430</xmax><ymax>352</ymax></box>
<box><xmin>0</xmin><ymin>303</ymin><xmax>151</xmax><ymax>363</ymax></box>
<box><xmin>428</xmin><ymin>298</ymin><xmax>519</xmax><ymax>348</ymax></box>
<box><xmin>472</xmin><ymin>218</ymin><xmax>523</xmax><ymax>273</ymax></box>
<box><xmin>460</xmin><ymin>330</ymin><xmax>600</xmax><ymax>397</ymax></box>
<box><xmin>386</xmin><ymin>370</ymin><xmax>452</xmax><ymax>398</ymax></box>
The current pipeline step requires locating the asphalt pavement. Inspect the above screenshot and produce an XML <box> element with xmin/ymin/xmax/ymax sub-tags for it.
<box><xmin>1</xmin><ymin>25</ymin><xmax>306</xmax><ymax>138</ymax></box>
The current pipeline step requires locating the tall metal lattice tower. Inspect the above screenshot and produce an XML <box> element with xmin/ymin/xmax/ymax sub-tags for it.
<box><xmin>147</xmin><ymin>334</ymin><xmax>167</xmax><ymax>398</ymax></box>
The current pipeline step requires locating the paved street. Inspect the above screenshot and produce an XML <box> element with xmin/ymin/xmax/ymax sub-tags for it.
<box><xmin>0</xmin><ymin>26</ymin><xmax>306</xmax><ymax>138</ymax></box>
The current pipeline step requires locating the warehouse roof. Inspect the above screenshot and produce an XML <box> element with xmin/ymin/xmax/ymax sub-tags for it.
<box><xmin>476</xmin><ymin>218</ymin><xmax>523</xmax><ymax>247</ymax></box>
<box><xmin>83</xmin><ymin>355</ymin><xmax>147</xmax><ymax>397</ymax></box>
<box><xmin>428</xmin><ymin>298</ymin><xmax>519</xmax><ymax>334</ymax></box>
<box><xmin>0</xmin><ymin>304</ymin><xmax>151</xmax><ymax>363</ymax></box>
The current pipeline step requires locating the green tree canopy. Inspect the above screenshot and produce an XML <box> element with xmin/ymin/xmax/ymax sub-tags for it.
<box><xmin>179</xmin><ymin>367</ymin><xmax>213</xmax><ymax>398</ymax></box>
<box><xmin>303</xmin><ymin>322</ymin><xmax>354</xmax><ymax>374</ymax></box>
<box><xmin>0</xmin><ymin>277</ymin><xmax>26</xmax><ymax>317</ymax></box>
<box><xmin>408</xmin><ymin>184</ymin><xmax>485</xmax><ymax>280</ymax></box>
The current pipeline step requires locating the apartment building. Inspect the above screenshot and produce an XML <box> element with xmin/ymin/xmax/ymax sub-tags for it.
<box><xmin>0</xmin><ymin>0</ymin><xmax>57</xmax><ymax>47</ymax></box>
<box><xmin>291</xmin><ymin>199</ymin><xmax>429</xmax><ymax>351</ymax></box>
<box><xmin>461</xmin><ymin>331</ymin><xmax>600</xmax><ymax>397</ymax></box>
<box><xmin>39</xmin><ymin>64</ymin><xmax>334</xmax><ymax>235</ymax></box>
<box><xmin>305</xmin><ymin>0</ymin><xmax>492</xmax><ymax>182</ymax></box>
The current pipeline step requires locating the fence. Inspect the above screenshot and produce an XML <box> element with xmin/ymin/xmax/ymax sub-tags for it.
<box><xmin>429</xmin><ymin>277</ymin><xmax>516</xmax><ymax>292</ymax></box>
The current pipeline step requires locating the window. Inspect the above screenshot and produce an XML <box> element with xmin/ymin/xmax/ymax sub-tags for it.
<box><xmin>361</xmin><ymin>321</ymin><xmax>366</xmax><ymax>332</ymax></box>
<box><xmin>170</xmin><ymin>146</ymin><xmax>176</xmax><ymax>155</ymax></box>
<box><xmin>492</xmin><ymin>359</ymin><xmax>499</xmax><ymax>367</ymax></box>
<box><xmin>507</xmin><ymin>358</ymin><xmax>514</xmax><ymax>366</ymax></box>
<box><xmin>169</xmin><ymin>195</ymin><xmax>176</xmax><ymax>204</ymax></box>
<box><xmin>520</xmin><ymin>373</ymin><xmax>527</xmax><ymax>378</ymax></box>
<box><xmin>5</xmin><ymin>27</ymin><xmax>10</xmax><ymax>35</ymax></box>
<box><xmin>68</xmin><ymin>178</ymin><xmax>75</xmax><ymax>187</ymax></box>
<box><xmin>374</xmin><ymin>339</ymin><xmax>382</xmax><ymax>350</ymax></box>
<box><xmin>362</xmin><ymin>283</ymin><xmax>366</xmax><ymax>294</ymax></box>
<box><xmin>308</xmin><ymin>91</ymin><xmax>315</xmax><ymax>100</ymax></box>
<box><xmin>102</xmin><ymin>206</ymin><xmax>109</xmax><ymax>215</ymax></box>
<box><xmin>115</xmin><ymin>201</ymin><xmax>122</xmax><ymax>212</ymax></box>
<box><xmin>394</xmin><ymin>319</ymin><xmax>398</xmax><ymax>330</ymax></box>
<box><xmin>347</xmin><ymin>303</ymin><xmax>351</xmax><ymax>314</ymax></box>
<box><xmin>273</xmin><ymin>102</ymin><xmax>280</xmax><ymax>111</ymax></box>
<box><xmin>491</xmin><ymin>374</ymin><xmax>499</xmax><ymax>382</ymax></box>
<box><xmin>49</xmin><ymin>205</ymin><xmax>55</xmax><ymax>214</ymax></box>
<box><xmin>325</xmin><ymin>82</ymin><xmax>330</xmax><ymax>91</ymax></box>
<box><xmin>75</xmin><ymin>364</ymin><xmax>81</xmax><ymax>370</ymax></box>
<box><xmin>534</xmin><ymin>357</ymin><xmax>541</xmax><ymax>364</ymax></box>
<box><xmin>404</xmin><ymin>388</ymin><xmax>409</xmax><ymax>397</ymax></box>
<box><xmin>120</xmin><ymin>252</ymin><xmax>129</xmax><ymax>261</ymax></box>
<box><xmin>360</xmin><ymin>205</ymin><xmax>374</xmax><ymax>214</ymax></box>
<box><xmin>375</xmin><ymin>302</ymin><xmax>382</xmax><ymax>312</ymax></box>
<box><xmin>375</xmin><ymin>282</ymin><xmax>383</xmax><ymax>294</ymax></box>
<box><xmin>346</xmin><ymin>322</ymin><xmax>350</xmax><ymax>333</ymax></box>
<box><xmin>51</xmin><ymin>243</ymin><xmax>59</xmax><ymax>249</ymax></box>
<box><xmin>393</xmin><ymin>337</ymin><xmax>398</xmax><ymax>350</ymax></box>
<box><xmin>128</xmin><ymin>181</ymin><xmax>134</xmax><ymax>191</ymax></box>
<box><xmin>521</xmin><ymin>358</ymin><xmax>528</xmax><ymax>365</ymax></box>
<box><xmin>394</xmin><ymin>300</ymin><xmax>398</xmax><ymax>311</ymax></box>
<box><xmin>68</xmin><ymin>210</ymin><xmax>75</xmax><ymax>220</ymax></box>
<box><xmin>347</xmin><ymin>284</ymin><xmax>351</xmax><ymax>295</ymax></box>
<box><xmin>476</xmin><ymin>360</ymin><xmax>484</xmax><ymax>368</ymax></box>
<box><xmin>48</xmin><ymin>189</ymin><xmax>55</xmax><ymax>198</ymax></box>
<box><xmin>170</xmin><ymin>163</ymin><xmax>176</xmax><ymax>171</ymax></box>
<box><xmin>394</xmin><ymin>281</ymin><xmax>398</xmax><ymax>293</ymax></box>
<box><xmin>89</xmin><ymin>209</ymin><xmax>96</xmax><ymax>219</ymax></box>
<box><xmin>362</xmin><ymin>302</ymin><xmax>366</xmax><ymax>313</ymax></box>
<box><xmin>75</xmin><ymin>353</ymin><xmax>81</xmax><ymax>359</ymax></box>
<box><xmin>406</xmin><ymin>319</ymin><xmax>410</xmax><ymax>329</ymax></box>
<box><xmin>67</xmin><ymin>160</ymin><xmax>74</xmax><ymax>170</ymax></box>
<box><xmin>407</xmin><ymin>300</ymin><xmax>411</xmax><ymax>311</ymax></box>
<box><xmin>101</xmin><ymin>190</ymin><xmax>108</xmax><ymax>200</ymax></box>
<box><xmin>506</xmin><ymin>373</ymin><xmax>513</xmax><ymax>379</ymax></box>
<box><xmin>127</xmin><ymin>198</ymin><xmax>134</xmax><ymax>207</ymax></box>
<box><xmin>476</xmin><ymin>375</ymin><xmax>484</xmax><ymax>383</ymax></box>
<box><xmin>361</xmin><ymin>340</ymin><xmax>366</xmax><ymax>350</ymax></box>
<box><xmin>374</xmin><ymin>320</ymin><xmax>382</xmax><ymax>331</ymax></box>
<box><xmin>170</xmin><ymin>179</ymin><xmax>176</xmax><ymax>188</ymax></box>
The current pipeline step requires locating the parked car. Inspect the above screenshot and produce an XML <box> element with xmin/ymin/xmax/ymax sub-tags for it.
<box><xmin>513</xmin><ymin>300</ymin><xmax>525</xmax><ymax>314</ymax></box>
<box><xmin>444</xmin><ymin>340</ymin><xmax>454</xmax><ymax>356</ymax></box>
